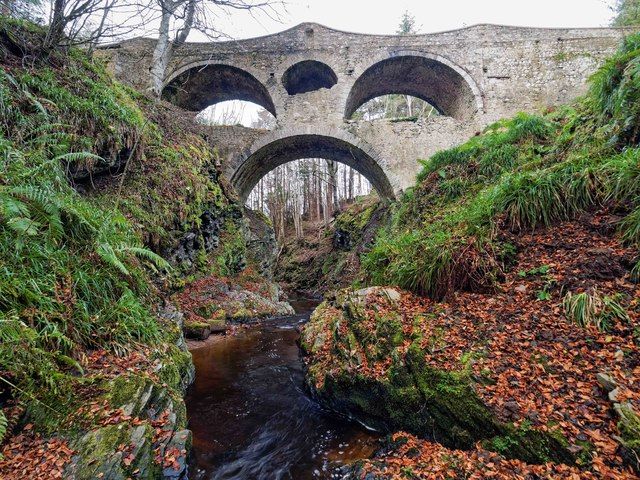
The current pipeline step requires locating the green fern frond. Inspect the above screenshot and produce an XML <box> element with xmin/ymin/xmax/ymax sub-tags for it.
<box><xmin>53</xmin><ymin>152</ymin><xmax>104</xmax><ymax>164</ymax></box>
<box><xmin>0</xmin><ymin>409</ymin><xmax>8</xmax><ymax>451</ymax></box>
<box><xmin>4</xmin><ymin>186</ymin><xmax>64</xmax><ymax>241</ymax></box>
<box><xmin>96</xmin><ymin>242</ymin><xmax>130</xmax><ymax>276</ymax></box>
<box><xmin>6</xmin><ymin>216</ymin><xmax>41</xmax><ymax>235</ymax></box>
<box><xmin>0</xmin><ymin>191</ymin><xmax>29</xmax><ymax>218</ymax></box>
<box><xmin>119</xmin><ymin>246</ymin><xmax>171</xmax><ymax>272</ymax></box>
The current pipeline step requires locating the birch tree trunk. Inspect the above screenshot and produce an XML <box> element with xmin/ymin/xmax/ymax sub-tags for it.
<box><xmin>150</xmin><ymin>0</ymin><xmax>195</xmax><ymax>96</ymax></box>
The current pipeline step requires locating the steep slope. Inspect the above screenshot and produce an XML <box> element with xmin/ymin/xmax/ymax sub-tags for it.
<box><xmin>0</xmin><ymin>18</ymin><xmax>285</xmax><ymax>477</ymax></box>
<box><xmin>276</xmin><ymin>195</ymin><xmax>389</xmax><ymax>295</ymax></box>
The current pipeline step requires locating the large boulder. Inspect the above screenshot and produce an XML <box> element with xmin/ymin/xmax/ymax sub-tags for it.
<box><xmin>300</xmin><ymin>287</ymin><xmax>574</xmax><ymax>464</ymax></box>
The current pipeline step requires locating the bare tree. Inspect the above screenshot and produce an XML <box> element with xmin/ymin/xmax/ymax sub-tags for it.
<box><xmin>246</xmin><ymin>159</ymin><xmax>372</xmax><ymax>239</ymax></box>
<box><xmin>612</xmin><ymin>0</ymin><xmax>640</xmax><ymax>25</ymax></box>
<box><xmin>149</xmin><ymin>0</ymin><xmax>278</xmax><ymax>96</ymax></box>
<box><xmin>44</xmin><ymin>0</ymin><xmax>146</xmax><ymax>51</ymax></box>
<box><xmin>2</xmin><ymin>0</ymin><xmax>45</xmax><ymax>21</ymax></box>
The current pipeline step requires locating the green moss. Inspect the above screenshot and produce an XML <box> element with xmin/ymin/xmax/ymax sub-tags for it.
<box><xmin>69</xmin><ymin>423</ymin><xmax>159</xmax><ymax>479</ymax></box>
<box><xmin>213</xmin><ymin>222</ymin><xmax>247</xmax><ymax>277</ymax></box>
<box><xmin>487</xmin><ymin>422</ymin><xmax>574</xmax><ymax>465</ymax></box>
<box><xmin>618</xmin><ymin>404</ymin><xmax>640</xmax><ymax>471</ymax></box>
<box><xmin>156</xmin><ymin>346</ymin><xmax>194</xmax><ymax>395</ymax></box>
<box><xmin>305</xmin><ymin>295</ymin><xmax>578</xmax><ymax>464</ymax></box>
<box><xmin>317</xmin><ymin>359</ymin><xmax>498</xmax><ymax>450</ymax></box>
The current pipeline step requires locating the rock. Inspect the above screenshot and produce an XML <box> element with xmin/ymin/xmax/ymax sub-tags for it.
<box><xmin>66</xmin><ymin>424</ymin><xmax>156</xmax><ymax>480</ymax></box>
<box><xmin>504</xmin><ymin>400</ymin><xmax>520</xmax><ymax>413</ymax></box>
<box><xmin>208</xmin><ymin>319</ymin><xmax>228</xmax><ymax>334</ymax></box>
<box><xmin>348</xmin><ymin>286</ymin><xmax>402</xmax><ymax>305</ymax></box>
<box><xmin>243</xmin><ymin>207</ymin><xmax>278</xmax><ymax>279</ymax></box>
<box><xmin>160</xmin><ymin>430</ymin><xmax>191</xmax><ymax>479</ymax></box>
<box><xmin>596</xmin><ymin>372</ymin><xmax>618</xmax><ymax>393</ymax></box>
<box><xmin>184</xmin><ymin>320</ymin><xmax>211</xmax><ymax>340</ymax></box>
<box><xmin>300</xmin><ymin>287</ymin><xmax>574</xmax><ymax>465</ymax></box>
<box><xmin>65</xmin><ymin>373</ymin><xmax>192</xmax><ymax>479</ymax></box>
<box><xmin>333</xmin><ymin>228</ymin><xmax>352</xmax><ymax>250</ymax></box>
<box><xmin>608</xmin><ymin>387</ymin><xmax>620</xmax><ymax>403</ymax></box>
<box><xmin>613</xmin><ymin>403</ymin><xmax>640</xmax><ymax>473</ymax></box>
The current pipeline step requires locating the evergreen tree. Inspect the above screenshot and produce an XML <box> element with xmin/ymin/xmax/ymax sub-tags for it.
<box><xmin>396</xmin><ymin>10</ymin><xmax>418</xmax><ymax>35</ymax></box>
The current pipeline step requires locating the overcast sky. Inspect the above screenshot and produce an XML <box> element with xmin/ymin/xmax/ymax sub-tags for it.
<box><xmin>212</xmin><ymin>0</ymin><xmax>617</xmax><ymax>40</ymax></box>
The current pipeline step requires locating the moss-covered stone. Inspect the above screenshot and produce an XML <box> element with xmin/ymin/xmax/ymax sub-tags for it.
<box><xmin>302</xmin><ymin>287</ymin><xmax>577</xmax><ymax>465</ymax></box>
<box><xmin>487</xmin><ymin>422</ymin><xmax>575</xmax><ymax>465</ymax></box>
<box><xmin>184</xmin><ymin>320</ymin><xmax>211</xmax><ymax>340</ymax></box>
<box><xmin>67</xmin><ymin>423</ymin><xmax>159</xmax><ymax>480</ymax></box>
<box><xmin>617</xmin><ymin>403</ymin><xmax>640</xmax><ymax>472</ymax></box>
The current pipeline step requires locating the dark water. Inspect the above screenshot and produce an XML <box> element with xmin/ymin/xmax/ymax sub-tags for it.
<box><xmin>185</xmin><ymin>298</ymin><xmax>380</xmax><ymax>480</ymax></box>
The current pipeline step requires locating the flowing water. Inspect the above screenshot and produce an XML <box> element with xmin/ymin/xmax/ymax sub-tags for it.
<box><xmin>185</xmin><ymin>298</ymin><xmax>380</xmax><ymax>480</ymax></box>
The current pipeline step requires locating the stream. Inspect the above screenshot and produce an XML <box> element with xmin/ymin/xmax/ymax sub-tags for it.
<box><xmin>185</xmin><ymin>298</ymin><xmax>380</xmax><ymax>480</ymax></box>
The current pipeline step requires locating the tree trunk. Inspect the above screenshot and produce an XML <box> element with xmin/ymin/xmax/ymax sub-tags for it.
<box><xmin>150</xmin><ymin>0</ymin><xmax>195</xmax><ymax>97</ymax></box>
<box><xmin>44</xmin><ymin>0</ymin><xmax>67</xmax><ymax>50</ymax></box>
<box><xmin>150</xmin><ymin>11</ymin><xmax>172</xmax><ymax>96</ymax></box>
<box><xmin>348</xmin><ymin>166</ymin><xmax>354</xmax><ymax>201</ymax></box>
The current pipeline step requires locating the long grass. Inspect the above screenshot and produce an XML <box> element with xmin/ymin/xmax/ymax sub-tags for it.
<box><xmin>363</xmin><ymin>33</ymin><xmax>640</xmax><ymax>298</ymax></box>
<box><xmin>563</xmin><ymin>289</ymin><xmax>630</xmax><ymax>331</ymax></box>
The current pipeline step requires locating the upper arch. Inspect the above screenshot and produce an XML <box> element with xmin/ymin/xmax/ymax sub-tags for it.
<box><xmin>162</xmin><ymin>63</ymin><xmax>277</xmax><ymax>116</ymax></box>
<box><xmin>282</xmin><ymin>60</ymin><xmax>338</xmax><ymax>95</ymax></box>
<box><xmin>344</xmin><ymin>51</ymin><xmax>483</xmax><ymax>121</ymax></box>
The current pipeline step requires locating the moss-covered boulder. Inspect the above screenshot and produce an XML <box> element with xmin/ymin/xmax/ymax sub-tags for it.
<box><xmin>173</xmin><ymin>272</ymin><xmax>293</xmax><ymax>340</ymax></box>
<box><xmin>301</xmin><ymin>287</ymin><xmax>574</xmax><ymax>464</ymax></box>
<box><xmin>66</xmin><ymin>424</ymin><xmax>158</xmax><ymax>480</ymax></box>
<box><xmin>616</xmin><ymin>404</ymin><xmax>640</xmax><ymax>473</ymax></box>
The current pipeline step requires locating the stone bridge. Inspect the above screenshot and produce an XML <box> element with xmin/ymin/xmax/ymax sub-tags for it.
<box><xmin>101</xmin><ymin>23</ymin><xmax>632</xmax><ymax>201</ymax></box>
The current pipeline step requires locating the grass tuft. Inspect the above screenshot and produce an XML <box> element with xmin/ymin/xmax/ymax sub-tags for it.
<box><xmin>563</xmin><ymin>290</ymin><xmax>629</xmax><ymax>332</ymax></box>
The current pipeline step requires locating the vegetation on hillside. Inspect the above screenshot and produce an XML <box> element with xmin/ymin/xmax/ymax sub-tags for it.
<box><xmin>0</xmin><ymin>15</ymin><xmax>289</xmax><ymax>453</ymax></box>
<box><xmin>363</xmin><ymin>33</ymin><xmax>640</xmax><ymax>300</ymax></box>
<box><xmin>304</xmin><ymin>214</ymin><xmax>640</xmax><ymax>477</ymax></box>
<box><xmin>0</xmin><ymin>18</ymin><xmax>171</xmax><ymax>424</ymax></box>
<box><xmin>613</xmin><ymin>0</ymin><xmax>640</xmax><ymax>26</ymax></box>
<box><xmin>0</xmin><ymin>17</ymin><xmax>256</xmax><ymax>475</ymax></box>
<box><xmin>276</xmin><ymin>195</ymin><xmax>388</xmax><ymax>295</ymax></box>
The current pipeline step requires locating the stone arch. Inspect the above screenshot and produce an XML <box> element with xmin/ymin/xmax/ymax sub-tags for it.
<box><xmin>231</xmin><ymin>128</ymin><xmax>395</xmax><ymax>202</ymax></box>
<box><xmin>282</xmin><ymin>60</ymin><xmax>338</xmax><ymax>95</ymax></box>
<box><xmin>162</xmin><ymin>63</ymin><xmax>277</xmax><ymax>116</ymax></box>
<box><xmin>344</xmin><ymin>51</ymin><xmax>483</xmax><ymax>121</ymax></box>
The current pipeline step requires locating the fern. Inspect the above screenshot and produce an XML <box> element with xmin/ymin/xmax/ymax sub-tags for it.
<box><xmin>0</xmin><ymin>185</ymin><xmax>63</xmax><ymax>241</ymax></box>
<box><xmin>120</xmin><ymin>245</ymin><xmax>171</xmax><ymax>272</ymax></box>
<box><xmin>96</xmin><ymin>242</ymin><xmax>131</xmax><ymax>275</ymax></box>
<box><xmin>0</xmin><ymin>409</ymin><xmax>7</xmax><ymax>453</ymax></box>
